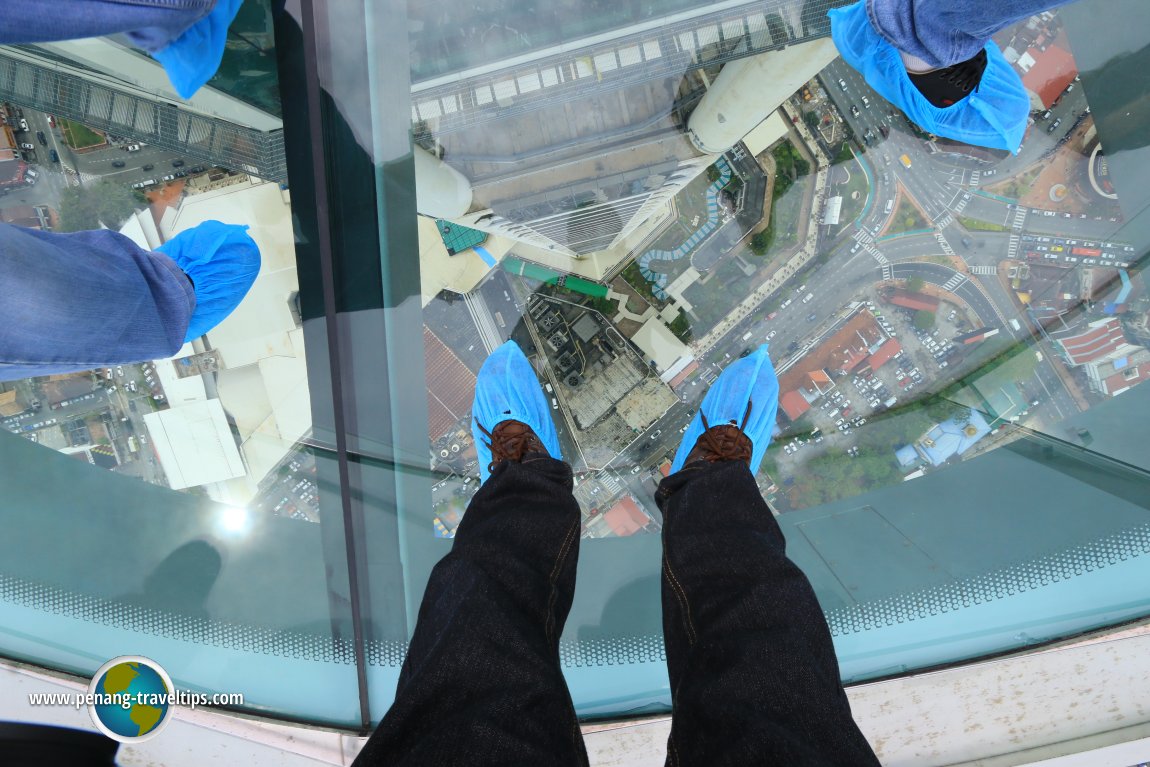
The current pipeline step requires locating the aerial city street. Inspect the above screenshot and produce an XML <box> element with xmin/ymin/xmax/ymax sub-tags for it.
<box><xmin>1</xmin><ymin>8</ymin><xmax>1145</xmax><ymax>540</ymax></box>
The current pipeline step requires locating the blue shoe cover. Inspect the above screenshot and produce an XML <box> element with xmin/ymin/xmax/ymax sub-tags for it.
<box><xmin>671</xmin><ymin>344</ymin><xmax>779</xmax><ymax>475</ymax></box>
<box><xmin>152</xmin><ymin>0</ymin><xmax>245</xmax><ymax>99</ymax></box>
<box><xmin>471</xmin><ymin>340</ymin><xmax>562</xmax><ymax>483</ymax></box>
<box><xmin>156</xmin><ymin>221</ymin><xmax>260</xmax><ymax>342</ymax></box>
<box><xmin>829</xmin><ymin>1</ymin><xmax>1029</xmax><ymax>153</ymax></box>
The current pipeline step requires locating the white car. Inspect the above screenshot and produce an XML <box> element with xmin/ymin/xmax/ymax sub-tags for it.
<box><xmin>126</xmin><ymin>144</ymin><xmax>141</xmax><ymax>152</ymax></box>
<box><xmin>766</xmin><ymin>330</ymin><xmax>777</xmax><ymax>340</ymax></box>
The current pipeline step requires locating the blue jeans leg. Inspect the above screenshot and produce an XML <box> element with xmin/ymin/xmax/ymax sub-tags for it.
<box><xmin>0</xmin><ymin>0</ymin><xmax>215</xmax><ymax>52</ymax></box>
<box><xmin>866</xmin><ymin>0</ymin><xmax>1078</xmax><ymax>67</ymax></box>
<box><xmin>0</xmin><ymin>223</ymin><xmax>195</xmax><ymax>381</ymax></box>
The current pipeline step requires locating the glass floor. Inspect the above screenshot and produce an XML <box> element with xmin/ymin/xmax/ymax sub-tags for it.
<box><xmin>1</xmin><ymin>0</ymin><xmax>1149</xmax><ymax>731</ymax></box>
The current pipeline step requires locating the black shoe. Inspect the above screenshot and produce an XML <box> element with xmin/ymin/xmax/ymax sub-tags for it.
<box><xmin>908</xmin><ymin>49</ymin><xmax>987</xmax><ymax>108</ymax></box>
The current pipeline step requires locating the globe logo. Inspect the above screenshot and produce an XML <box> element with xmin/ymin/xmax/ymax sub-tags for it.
<box><xmin>87</xmin><ymin>656</ymin><xmax>174</xmax><ymax>743</ymax></box>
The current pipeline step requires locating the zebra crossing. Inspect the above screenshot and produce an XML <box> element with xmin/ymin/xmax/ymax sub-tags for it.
<box><xmin>941</xmin><ymin>273</ymin><xmax>967</xmax><ymax>291</ymax></box>
<box><xmin>1012</xmin><ymin>206</ymin><xmax>1027</xmax><ymax>230</ymax></box>
<box><xmin>934</xmin><ymin>232</ymin><xmax>955</xmax><ymax>256</ymax></box>
<box><xmin>935</xmin><ymin>213</ymin><xmax>954</xmax><ymax>229</ymax></box>
<box><xmin>881</xmin><ymin>264</ymin><xmax>893</xmax><ymax>281</ymax></box>
<box><xmin>969</xmin><ymin>265</ymin><xmax>997</xmax><ymax>275</ymax></box>
<box><xmin>1007</xmin><ymin>234</ymin><xmax>1021</xmax><ymax>260</ymax></box>
<box><xmin>598</xmin><ymin>472</ymin><xmax>623</xmax><ymax>495</ymax></box>
<box><xmin>969</xmin><ymin>170</ymin><xmax>981</xmax><ymax>187</ymax></box>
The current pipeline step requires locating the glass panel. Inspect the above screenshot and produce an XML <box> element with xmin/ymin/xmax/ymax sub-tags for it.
<box><xmin>366</xmin><ymin>0</ymin><xmax>1150</xmax><ymax>720</ymax></box>
<box><xmin>0</xmin><ymin>2</ymin><xmax>361</xmax><ymax>724</ymax></box>
<box><xmin>2</xmin><ymin>0</ymin><xmax>1149</xmax><ymax>732</ymax></box>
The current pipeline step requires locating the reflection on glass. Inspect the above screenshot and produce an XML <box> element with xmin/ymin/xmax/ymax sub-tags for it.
<box><xmin>1</xmin><ymin>0</ymin><xmax>1148</xmax><ymax>731</ymax></box>
<box><xmin>402</xmin><ymin>1</ymin><xmax>1150</xmax><ymax>715</ymax></box>
<box><xmin>0</xmin><ymin>37</ymin><xmax>351</xmax><ymax>723</ymax></box>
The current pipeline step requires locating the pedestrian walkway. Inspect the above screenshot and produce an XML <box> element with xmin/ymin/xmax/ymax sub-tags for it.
<box><xmin>634</xmin><ymin>156</ymin><xmax>731</xmax><ymax>300</ymax></box>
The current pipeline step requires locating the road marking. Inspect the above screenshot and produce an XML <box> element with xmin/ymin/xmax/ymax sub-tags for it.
<box><xmin>1012</xmin><ymin>207</ymin><xmax>1027</xmax><ymax>230</ymax></box>
<box><xmin>969</xmin><ymin>265</ymin><xmax>997</xmax><ymax>275</ymax></box>
<box><xmin>934</xmin><ymin>232</ymin><xmax>955</xmax><ymax>256</ymax></box>
<box><xmin>941</xmin><ymin>273</ymin><xmax>967</xmax><ymax>291</ymax></box>
<box><xmin>1007</xmin><ymin>234</ymin><xmax>1021</xmax><ymax>260</ymax></box>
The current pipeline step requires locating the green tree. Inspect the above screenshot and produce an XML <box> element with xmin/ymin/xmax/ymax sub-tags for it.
<box><xmin>706</xmin><ymin>165</ymin><xmax>721</xmax><ymax>183</ymax></box>
<box><xmin>668</xmin><ymin>310</ymin><xmax>692</xmax><ymax>342</ymax></box>
<box><xmin>804</xmin><ymin>111</ymin><xmax>820</xmax><ymax>131</ymax></box>
<box><xmin>57</xmin><ymin>181</ymin><xmax>145</xmax><ymax>232</ymax></box>
<box><xmin>793</xmin><ymin>155</ymin><xmax>811</xmax><ymax>177</ymax></box>
<box><xmin>749</xmin><ymin>229</ymin><xmax>773</xmax><ymax>256</ymax></box>
<box><xmin>905</xmin><ymin>276</ymin><xmax>925</xmax><ymax>293</ymax></box>
<box><xmin>913</xmin><ymin>310</ymin><xmax>936</xmax><ymax>331</ymax></box>
<box><xmin>924</xmin><ymin>399</ymin><xmax>968</xmax><ymax>425</ymax></box>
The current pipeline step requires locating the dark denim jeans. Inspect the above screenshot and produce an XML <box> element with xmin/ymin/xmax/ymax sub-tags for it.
<box><xmin>354</xmin><ymin>458</ymin><xmax>880</xmax><ymax>766</ymax></box>
<box><xmin>0</xmin><ymin>223</ymin><xmax>194</xmax><ymax>381</ymax></box>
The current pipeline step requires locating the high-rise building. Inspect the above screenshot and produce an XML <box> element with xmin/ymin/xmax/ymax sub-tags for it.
<box><xmin>413</xmin><ymin>0</ymin><xmax>842</xmax><ymax>281</ymax></box>
<box><xmin>0</xmin><ymin>1</ymin><xmax>285</xmax><ymax>181</ymax></box>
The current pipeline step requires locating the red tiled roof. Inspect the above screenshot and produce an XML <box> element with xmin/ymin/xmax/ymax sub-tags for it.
<box><xmin>1020</xmin><ymin>43</ymin><xmax>1077</xmax><ymax>109</ymax></box>
<box><xmin>668</xmin><ymin>360</ymin><xmax>699</xmax><ymax>389</ymax></box>
<box><xmin>604</xmin><ymin>496</ymin><xmax>649</xmax><ymax>536</ymax></box>
<box><xmin>1102</xmin><ymin>361</ymin><xmax>1150</xmax><ymax>396</ymax></box>
<box><xmin>424</xmin><ymin>327</ymin><xmax>477</xmax><ymax>441</ymax></box>
<box><xmin>867</xmin><ymin>338</ymin><xmax>902</xmax><ymax>370</ymax></box>
<box><xmin>1056</xmin><ymin>318</ymin><xmax>1128</xmax><ymax>366</ymax></box>
<box><xmin>780</xmin><ymin>390</ymin><xmax>810</xmax><ymax>421</ymax></box>
<box><xmin>887</xmin><ymin>290</ymin><xmax>939</xmax><ymax>313</ymax></box>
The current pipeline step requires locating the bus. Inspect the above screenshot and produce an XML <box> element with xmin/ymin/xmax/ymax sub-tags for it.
<box><xmin>1071</xmin><ymin>247</ymin><xmax>1102</xmax><ymax>257</ymax></box>
<box><xmin>899</xmin><ymin>154</ymin><xmax>912</xmax><ymax>169</ymax></box>
<box><xmin>128</xmin><ymin>436</ymin><xmax>139</xmax><ymax>453</ymax></box>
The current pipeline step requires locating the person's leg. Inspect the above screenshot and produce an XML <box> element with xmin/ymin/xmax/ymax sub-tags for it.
<box><xmin>867</xmin><ymin>0</ymin><xmax>1078</xmax><ymax>69</ymax></box>
<box><xmin>655</xmin><ymin>462</ymin><xmax>879</xmax><ymax>766</ymax></box>
<box><xmin>0</xmin><ymin>224</ymin><xmax>193</xmax><ymax>380</ymax></box>
<box><xmin>355</xmin><ymin>341</ymin><xmax>586</xmax><ymax>766</ymax></box>
<box><xmin>0</xmin><ymin>222</ymin><xmax>258</xmax><ymax>381</ymax></box>
<box><xmin>0</xmin><ymin>0</ymin><xmax>214</xmax><ymax>52</ymax></box>
<box><xmin>352</xmin><ymin>455</ymin><xmax>588</xmax><ymax>767</ymax></box>
<box><xmin>656</xmin><ymin>345</ymin><xmax>878</xmax><ymax>766</ymax></box>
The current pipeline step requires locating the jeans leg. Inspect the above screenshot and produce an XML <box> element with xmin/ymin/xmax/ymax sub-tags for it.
<box><xmin>0</xmin><ymin>0</ymin><xmax>214</xmax><ymax>51</ymax></box>
<box><xmin>353</xmin><ymin>456</ymin><xmax>588</xmax><ymax>767</ymax></box>
<box><xmin>654</xmin><ymin>461</ymin><xmax>880</xmax><ymax>767</ymax></box>
<box><xmin>0</xmin><ymin>224</ymin><xmax>194</xmax><ymax>381</ymax></box>
<box><xmin>867</xmin><ymin>0</ymin><xmax>1077</xmax><ymax>67</ymax></box>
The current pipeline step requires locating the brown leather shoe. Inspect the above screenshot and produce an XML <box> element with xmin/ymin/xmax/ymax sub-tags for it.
<box><xmin>680</xmin><ymin>401</ymin><xmax>753</xmax><ymax>468</ymax></box>
<box><xmin>476</xmin><ymin>419</ymin><xmax>549</xmax><ymax>474</ymax></box>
